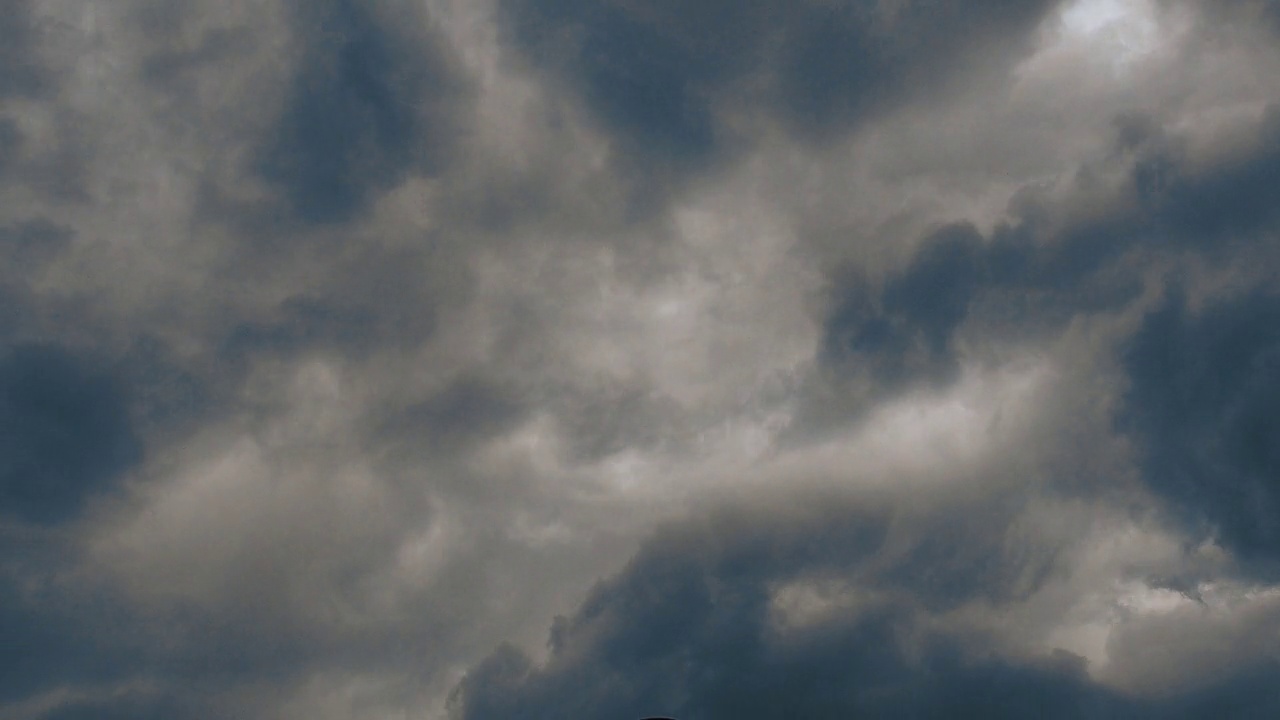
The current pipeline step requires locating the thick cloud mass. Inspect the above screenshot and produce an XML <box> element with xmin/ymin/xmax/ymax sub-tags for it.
<box><xmin>258</xmin><ymin>0</ymin><xmax>466</xmax><ymax>223</ymax></box>
<box><xmin>1122</xmin><ymin>288</ymin><xmax>1280</xmax><ymax>568</ymax></box>
<box><xmin>500</xmin><ymin>0</ymin><xmax>1059</xmax><ymax>166</ymax></box>
<box><xmin>452</xmin><ymin>502</ymin><xmax>1280</xmax><ymax>719</ymax></box>
<box><xmin>452</xmin><ymin>503</ymin><xmax>1129</xmax><ymax>720</ymax></box>
<box><xmin>0</xmin><ymin>0</ymin><xmax>48</xmax><ymax>99</ymax></box>
<box><xmin>0</xmin><ymin>345</ymin><xmax>141</xmax><ymax>525</ymax></box>
<box><xmin>3</xmin><ymin>0</ymin><xmax>1280</xmax><ymax>717</ymax></box>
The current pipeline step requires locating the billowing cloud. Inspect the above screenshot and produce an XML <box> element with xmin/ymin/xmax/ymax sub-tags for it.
<box><xmin>2</xmin><ymin>0</ymin><xmax>1279</xmax><ymax>717</ymax></box>
<box><xmin>450</xmin><ymin>498</ymin><xmax>1280</xmax><ymax>719</ymax></box>
<box><xmin>1120</xmin><ymin>287</ymin><xmax>1280</xmax><ymax>571</ymax></box>
<box><xmin>499</xmin><ymin>0</ymin><xmax>1060</xmax><ymax>160</ymax></box>
<box><xmin>0</xmin><ymin>344</ymin><xmax>141</xmax><ymax>525</ymax></box>
<box><xmin>256</xmin><ymin>0</ymin><xmax>469</xmax><ymax>224</ymax></box>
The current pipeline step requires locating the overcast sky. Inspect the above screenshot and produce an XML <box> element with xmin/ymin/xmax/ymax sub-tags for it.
<box><xmin>1</xmin><ymin>0</ymin><xmax>1279</xmax><ymax>718</ymax></box>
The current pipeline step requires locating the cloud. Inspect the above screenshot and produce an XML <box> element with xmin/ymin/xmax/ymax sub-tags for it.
<box><xmin>821</xmin><ymin>223</ymin><xmax>988</xmax><ymax>391</ymax></box>
<box><xmin>450</xmin><ymin>493</ymin><xmax>1280</xmax><ymax>719</ymax></box>
<box><xmin>1119</xmin><ymin>286</ymin><xmax>1280</xmax><ymax>572</ymax></box>
<box><xmin>801</xmin><ymin>97</ymin><xmax>1280</xmax><ymax>435</ymax></box>
<box><xmin>0</xmin><ymin>344</ymin><xmax>142</xmax><ymax>526</ymax></box>
<box><xmin>498</xmin><ymin>0</ymin><xmax>1062</xmax><ymax>171</ymax></box>
<box><xmin>0</xmin><ymin>0</ymin><xmax>51</xmax><ymax>99</ymax></box>
<box><xmin>255</xmin><ymin>0</ymin><xmax>468</xmax><ymax>224</ymax></box>
<box><xmin>2</xmin><ymin>0</ymin><xmax>1280</xmax><ymax>717</ymax></box>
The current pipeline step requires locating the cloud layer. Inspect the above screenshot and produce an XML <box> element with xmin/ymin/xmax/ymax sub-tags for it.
<box><xmin>2</xmin><ymin>0</ymin><xmax>1279</xmax><ymax>718</ymax></box>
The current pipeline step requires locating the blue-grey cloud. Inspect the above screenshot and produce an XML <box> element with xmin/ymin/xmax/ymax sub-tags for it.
<box><xmin>0</xmin><ymin>218</ymin><xmax>75</xmax><ymax>271</ymax></box>
<box><xmin>3</xmin><ymin>0</ymin><xmax>1280</xmax><ymax>716</ymax></box>
<box><xmin>1127</xmin><ymin>105</ymin><xmax>1280</xmax><ymax>251</ymax></box>
<box><xmin>0</xmin><ymin>0</ymin><xmax>50</xmax><ymax>99</ymax></box>
<box><xmin>1120</xmin><ymin>286</ymin><xmax>1280</xmax><ymax>572</ymax></box>
<box><xmin>0</xmin><ymin>344</ymin><xmax>142</xmax><ymax>526</ymax></box>
<box><xmin>499</xmin><ymin>0</ymin><xmax>1062</xmax><ymax>167</ymax></box>
<box><xmin>453</xmin><ymin>499</ymin><xmax>1280</xmax><ymax>719</ymax></box>
<box><xmin>36</xmin><ymin>695</ymin><xmax>198</xmax><ymax>720</ymax></box>
<box><xmin>390</xmin><ymin>374</ymin><xmax>527</xmax><ymax>452</ymax></box>
<box><xmin>822</xmin><ymin>223</ymin><xmax>987</xmax><ymax>390</ymax></box>
<box><xmin>256</xmin><ymin>0</ymin><xmax>467</xmax><ymax>224</ymax></box>
<box><xmin>0</xmin><ymin>117</ymin><xmax>20</xmax><ymax>174</ymax></box>
<box><xmin>811</xmin><ymin>105</ymin><xmax>1280</xmax><ymax>431</ymax></box>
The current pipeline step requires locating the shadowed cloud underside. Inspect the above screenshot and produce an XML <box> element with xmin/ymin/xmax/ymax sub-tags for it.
<box><xmin>2</xmin><ymin>0</ymin><xmax>1280</xmax><ymax>718</ymax></box>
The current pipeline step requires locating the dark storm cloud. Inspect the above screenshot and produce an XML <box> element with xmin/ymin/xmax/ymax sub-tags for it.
<box><xmin>453</xmin><ymin>497</ymin><xmax>1280</xmax><ymax>720</ymax></box>
<box><xmin>1119</xmin><ymin>286</ymin><xmax>1280</xmax><ymax>571</ymax></box>
<box><xmin>0</xmin><ymin>0</ymin><xmax>50</xmax><ymax>99</ymax></box>
<box><xmin>0</xmin><ymin>344</ymin><xmax>142</xmax><ymax>526</ymax></box>
<box><xmin>116</xmin><ymin>335</ymin><xmax>214</xmax><ymax>441</ymax></box>
<box><xmin>1124</xmin><ymin>105</ymin><xmax>1280</xmax><ymax>252</ymax></box>
<box><xmin>1162</xmin><ymin>663</ymin><xmax>1280</xmax><ymax>719</ymax></box>
<box><xmin>256</xmin><ymin>0</ymin><xmax>467</xmax><ymax>224</ymax></box>
<box><xmin>450</xmin><ymin>501</ymin><xmax>1130</xmax><ymax>720</ymax></box>
<box><xmin>0</xmin><ymin>219</ymin><xmax>74</xmax><ymax>351</ymax></box>
<box><xmin>821</xmin><ymin>223</ymin><xmax>986</xmax><ymax>390</ymax></box>
<box><xmin>0</xmin><ymin>116</ymin><xmax>21</xmax><ymax>174</ymax></box>
<box><xmin>0</xmin><ymin>218</ymin><xmax>75</xmax><ymax>271</ymax></box>
<box><xmin>2</xmin><ymin>0</ymin><xmax>1276</xmax><ymax>716</ymax></box>
<box><xmin>548</xmin><ymin>379</ymin><xmax>688</xmax><ymax>462</ymax></box>
<box><xmin>810</xmin><ymin>211</ymin><xmax>1139</xmax><ymax>429</ymax></box>
<box><xmin>812</xmin><ymin>106</ymin><xmax>1280</xmax><ymax>428</ymax></box>
<box><xmin>0</xmin><ymin>526</ymin><xmax>172</xmax><ymax>715</ymax></box>
<box><xmin>499</xmin><ymin>0</ymin><xmax>1062</xmax><ymax>165</ymax></box>
<box><xmin>0</xmin><ymin>580</ymin><xmax>87</xmax><ymax>704</ymax></box>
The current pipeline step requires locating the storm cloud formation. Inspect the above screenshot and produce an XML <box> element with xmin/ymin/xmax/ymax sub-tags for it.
<box><xmin>1122</xmin><ymin>288</ymin><xmax>1280</xmax><ymax>570</ymax></box>
<box><xmin>258</xmin><ymin>0</ymin><xmax>467</xmax><ymax>223</ymax></box>
<box><xmin>452</xmin><ymin>501</ymin><xmax>1280</xmax><ymax>719</ymax></box>
<box><xmin>2</xmin><ymin>0</ymin><xmax>1279</xmax><ymax>718</ymax></box>
<box><xmin>0</xmin><ymin>344</ymin><xmax>141</xmax><ymax>525</ymax></box>
<box><xmin>501</xmin><ymin>0</ymin><xmax>1057</xmax><ymax>160</ymax></box>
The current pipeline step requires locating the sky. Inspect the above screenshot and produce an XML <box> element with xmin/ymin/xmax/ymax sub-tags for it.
<box><xmin>1</xmin><ymin>0</ymin><xmax>1279</xmax><ymax>717</ymax></box>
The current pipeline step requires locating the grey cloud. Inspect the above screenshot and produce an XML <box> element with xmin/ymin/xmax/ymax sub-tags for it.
<box><xmin>3</xmin><ymin>0</ymin><xmax>1280</xmax><ymax>717</ymax></box>
<box><xmin>821</xmin><ymin>223</ymin><xmax>986</xmax><ymax>392</ymax></box>
<box><xmin>390</xmin><ymin>374</ymin><xmax>527</xmax><ymax>453</ymax></box>
<box><xmin>115</xmin><ymin>335</ymin><xmax>214</xmax><ymax>442</ymax></box>
<box><xmin>0</xmin><ymin>344</ymin><xmax>142</xmax><ymax>526</ymax></box>
<box><xmin>1180</xmin><ymin>0</ymin><xmax>1280</xmax><ymax>32</ymax></box>
<box><xmin>0</xmin><ymin>218</ymin><xmax>74</xmax><ymax>272</ymax></box>
<box><xmin>36</xmin><ymin>694</ymin><xmax>201</xmax><ymax>720</ymax></box>
<box><xmin>0</xmin><ymin>116</ymin><xmax>20</xmax><ymax>173</ymax></box>
<box><xmin>806</xmin><ymin>105</ymin><xmax>1280</xmax><ymax>433</ymax></box>
<box><xmin>255</xmin><ymin>0</ymin><xmax>469</xmax><ymax>224</ymax></box>
<box><xmin>499</xmin><ymin>0</ymin><xmax>1063</xmax><ymax>169</ymax></box>
<box><xmin>1131</xmin><ymin>105</ymin><xmax>1280</xmax><ymax>251</ymax></box>
<box><xmin>454</xmin><ymin>497</ymin><xmax>1280</xmax><ymax>719</ymax></box>
<box><xmin>0</xmin><ymin>582</ymin><xmax>104</xmax><ymax>704</ymax></box>
<box><xmin>546</xmin><ymin>378</ymin><xmax>689</xmax><ymax>463</ymax></box>
<box><xmin>450</xmin><ymin>499</ymin><xmax>1126</xmax><ymax>720</ymax></box>
<box><xmin>1119</xmin><ymin>286</ymin><xmax>1280</xmax><ymax>573</ymax></box>
<box><xmin>0</xmin><ymin>0</ymin><xmax>50</xmax><ymax>99</ymax></box>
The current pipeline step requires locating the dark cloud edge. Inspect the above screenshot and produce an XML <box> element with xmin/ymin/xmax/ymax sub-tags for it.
<box><xmin>449</xmin><ymin>498</ymin><xmax>1280</xmax><ymax>720</ymax></box>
